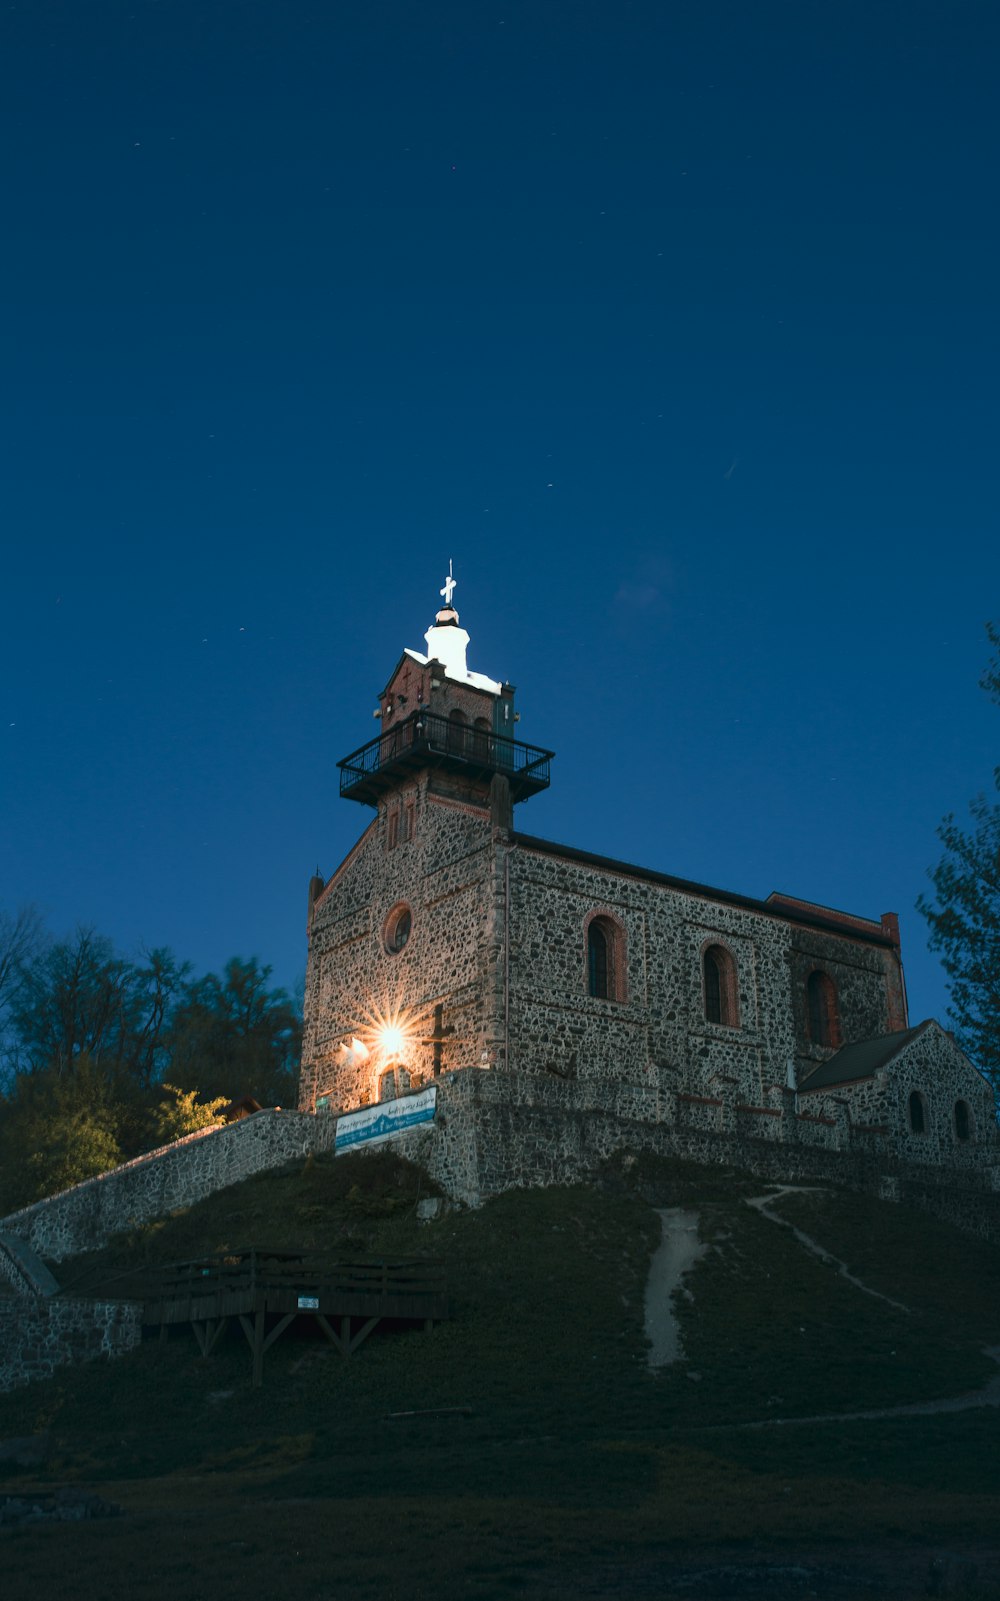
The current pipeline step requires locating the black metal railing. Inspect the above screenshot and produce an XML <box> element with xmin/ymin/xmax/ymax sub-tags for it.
<box><xmin>338</xmin><ymin>709</ymin><xmax>553</xmax><ymax>799</ymax></box>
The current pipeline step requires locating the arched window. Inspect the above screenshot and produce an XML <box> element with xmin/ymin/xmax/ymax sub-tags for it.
<box><xmin>472</xmin><ymin>716</ymin><xmax>491</xmax><ymax>761</ymax></box>
<box><xmin>703</xmin><ymin>944</ymin><xmax>739</xmax><ymax>1027</ymax></box>
<box><xmin>588</xmin><ymin>921</ymin><xmax>609</xmax><ymax>998</ymax></box>
<box><xmin>954</xmin><ymin>1099</ymin><xmax>971</xmax><ymax>1141</ymax></box>
<box><xmin>383</xmin><ymin>903</ymin><xmax>412</xmax><ymax>955</ymax></box>
<box><xmin>908</xmin><ymin>1090</ymin><xmax>927</xmax><ymax>1135</ymax></box>
<box><xmin>585</xmin><ymin>914</ymin><xmax>625</xmax><ymax>1001</ymax></box>
<box><xmin>379</xmin><ymin>1068</ymin><xmax>397</xmax><ymax>1103</ymax></box>
<box><xmin>447</xmin><ymin>708</ymin><xmax>467</xmax><ymax>754</ymax></box>
<box><xmin>806</xmin><ymin>969</ymin><xmax>841</xmax><ymax>1047</ymax></box>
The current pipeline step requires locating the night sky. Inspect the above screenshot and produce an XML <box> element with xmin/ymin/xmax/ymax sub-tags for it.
<box><xmin>3</xmin><ymin>1</ymin><xmax>998</xmax><ymax>1033</ymax></box>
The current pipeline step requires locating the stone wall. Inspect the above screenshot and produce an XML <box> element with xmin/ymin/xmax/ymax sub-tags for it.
<box><xmin>301</xmin><ymin>788</ymin><xmax>495</xmax><ymax>1111</ymax></box>
<box><xmin>0</xmin><ymin>1110</ymin><xmax>335</xmax><ymax>1263</ymax></box>
<box><xmin>504</xmin><ymin>835</ymin><xmax>906</xmax><ymax>1100</ymax></box>
<box><xmin>418</xmin><ymin>1068</ymin><xmax>1000</xmax><ymax>1241</ymax></box>
<box><xmin>0</xmin><ymin>1296</ymin><xmax>142</xmax><ymax>1394</ymax></box>
<box><xmin>798</xmin><ymin>1022</ymin><xmax>997</xmax><ymax>1168</ymax></box>
<box><xmin>0</xmin><ymin>1234</ymin><xmax>60</xmax><ymax>1297</ymax></box>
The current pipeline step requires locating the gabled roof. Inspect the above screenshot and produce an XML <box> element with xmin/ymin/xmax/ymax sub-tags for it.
<box><xmin>798</xmin><ymin>1024</ymin><xmax>930</xmax><ymax>1091</ymax></box>
<box><xmin>510</xmin><ymin>833</ymin><xmax>899</xmax><ymax>947</ymax></box>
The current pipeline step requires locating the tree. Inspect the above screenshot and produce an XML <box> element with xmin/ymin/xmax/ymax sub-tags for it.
<box><xmin>0</xmin><ymin>905</ymin><xmax>45</xmax><ymax>1083</ymax></box>
<box><xmin>166</xmin><ymin>956</ymin><xmax>301</xmax><ymax>1107</ymax></box>
<box><xmin>0</xmin><ymin>1055</ymin><xmax>122</xmax><ymax>1214</ymax></box>
<box><xmin>0</xmin><ymin>926</ymin><xmax>301</xmax><ymax>1205</ymax></box>
<box><xmin>6</xmin><ymin>928</ymin><xmax>187</xmax><ymax>1090</ymax></box>
<box><xmin>150</xmin><ymin>1084</ymin><xmax>228</xmax><ymax>1145</ymax></box>
<box><xmin>918</xmin><ymin>623</ymin><xmax>1000</xmax><ymax>1087</ymax></box>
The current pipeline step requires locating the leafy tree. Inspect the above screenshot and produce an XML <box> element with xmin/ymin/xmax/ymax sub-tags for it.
<box><xmin>0</xmin><ymin>905</ymin><xmax>45</xmax><ymax>1084</ymax></box>
<box><xmin>918</xmin><ymin>623</ymin><xmax>1000</xmax><ymax>1088</ymax></box>
<box><xmin>6</xmin><ymin>928</ymin><xmax>188</xmax><ymax>1089</ymax></box>
<box><xmin>0</xmin><ymin>1055</ymin><xmax>122</xmax><ymax>1213</ymax></box>
<box><xmin>166</xmin><ymin>956</ymin><xmax>301</xmax><ymax>1107</ymax></box>
<box><xmin>0</xmin><ymin>924</ymin><xmax>300</xmax><ymax>1206</ymax></box>
<box><xmin>151</xmin><ymin>1083</ymin><xmax>228</xmax><ymax>1145</ymax></box>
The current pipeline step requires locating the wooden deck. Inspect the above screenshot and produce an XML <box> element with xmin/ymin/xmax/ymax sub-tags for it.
<box><xmin>142</xmin><ymin>1250</ymin><xmax>448</xmax><ymax>1385</ymax></box>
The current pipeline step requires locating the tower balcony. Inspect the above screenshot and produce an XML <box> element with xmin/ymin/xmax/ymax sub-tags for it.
<box><xmin>338</xmin><ymin>710</ymin><xmax>554</xmax><ymax>806</ymax></box>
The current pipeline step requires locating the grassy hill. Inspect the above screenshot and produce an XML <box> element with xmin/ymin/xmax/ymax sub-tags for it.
<box><xmin>2</xmin><ymin>1150</ymin><xmax>1000</xmax><ymax>1600</ymax></box>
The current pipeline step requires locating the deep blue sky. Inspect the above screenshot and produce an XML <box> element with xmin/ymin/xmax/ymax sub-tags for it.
<box><xmin>3</xmin><ymin>1</ymin><xmax>998</xmax><ymax>1035</ymax></box>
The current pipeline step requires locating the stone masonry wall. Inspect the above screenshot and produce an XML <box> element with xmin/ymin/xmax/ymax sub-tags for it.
<box><xmin>0</xmin><ymin>1110</ymin><xmax>335</xmax><ymax>1262</ymax></box>
<box><xmin>504</xmin><ymin>837</ymin><xmax>905</xmax><ymax>1102</ymax></box>
<box><xmin>301</xmin><ymin>788</ymin><xmax>495</xmax><ymax>1112</ymax></box>
<box><xmin>0</xmin><ymin>1233</ymin><xmax>60</xmax><ymax>1297</ymax></box>
<box><xmin>427</xmin><ymin>1068</ymin><xmax>1000</xmax><ymax>1241</ymax></box>
<box><xmin>798</xmin><ymin>1022</ymin><xmax>997</xmax><ymax>1169</ymax></box>
<box><xmin>0</xmin><ymin>1296</ymin><xmax>142</xmax><ymax>1394</ymax></box>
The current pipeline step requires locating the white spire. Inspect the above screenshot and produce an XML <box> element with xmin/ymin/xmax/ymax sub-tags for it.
<box><xmin>402</xmin><ymin>562</ymin><xmax>502</xmax><ymax>694</ymax></box>
<box><xmin>440</xmin><ymin>559</ymin><xmax>457</xmax><ymax>608</ymax></box>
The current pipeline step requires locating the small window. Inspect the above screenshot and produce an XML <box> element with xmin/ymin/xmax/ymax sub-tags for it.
<box><xmin>447</xmin><ymin>708</ymin><xmax>467</xmax><ymax>754</ymax></box>
<box><xmin>387</xmin><ymin>807</ymin><xmax>399</xmax><ymax>850</ymax></box>
<box><xmin>379</xmin><ymin>1069</ymin><xmax>397</xmax><ymax>1102</ymax></box>
<box><xmin>806</xmin><ymin>970</ymin><xmax>841</xmax><ymax>1047</ymax></box>
<box><xmin>908</xmin><ymin>1090</ymin><xmax>927</xmax><ymax>1135</ymax></box>
<box><xmin>954</xmin><ymin>1099</ymin><xmax>971</xmax><ymax>1141</ymax></box>
<box><xmin>703</xmin><ymin>944</ymin><xmax>739</xmax><ymax>1027</ymax></box>
<box><xmin>383</xmin><ymin>903</ymin><xmax>412</xmax><ymax>955</ymax></box>
<box><xmin>473</xmin><ymin>716</ymin><xmax>491</xmax><ymax>761</ymax></box>
<box><xmin>403</xmin><ymin>800</ymin><xmax>416</xmax><ymax>843</ymax></box>
<box><xmin>588</xmin><ymin>921</ymin><xmax>609</xmax><ymax>998</ymax></box>
<box><xmin>585</xmin><ymin>913</ymin><xmax>625</xmax><ymax>1002</ymax></box>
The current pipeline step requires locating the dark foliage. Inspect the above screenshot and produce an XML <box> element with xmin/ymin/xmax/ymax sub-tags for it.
<box><xmin>919</xmin><ymin>623</ymin><xmax>1000</xmax><ymax>1087</ymax></box>
<box><xmin>0</xmin><ymin>919</ymin><xmax>302</xmax><ymax>1211</ymax></box>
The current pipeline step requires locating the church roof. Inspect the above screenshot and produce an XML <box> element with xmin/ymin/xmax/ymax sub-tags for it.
<box><xmin>401</xmin><ymin>646</ymin><xmax>501</xmax><ymax>695</ymax></box>
<box><xmin>511</xmin><ymin>832</ymin><xmax>899</xmax><ymax>947</ymax></box>
<box><xmin>797</xmin><ymin>1025</ymin><xmax>928</xmax><ymax>1091</ymax></box>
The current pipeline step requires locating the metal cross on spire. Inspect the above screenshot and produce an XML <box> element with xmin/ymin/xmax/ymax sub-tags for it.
<box><xmin>439</xmin><ymin>559</ymin><xmax>457</xmax><ymax>608</ymax></box>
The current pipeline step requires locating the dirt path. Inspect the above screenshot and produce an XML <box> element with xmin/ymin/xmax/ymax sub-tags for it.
<box><xmin>737</xmin><ymin>1185</ymin><xmax>1000</xmax><ymax>1428</ymax></box>
<box><xmin>730</xmin><ymin>1344</ymin><xmax>1000</xmax><ymax>1429</ymax></box>
<box><xmin>745</xmin><ymin>1185</ymin><xmax>910</xmax><ymax>1312</ymax></box>
<box><xmin>644</xmin><ymin>1207</ymin><xmax>707</xmax><ymax>1368</ymax></box>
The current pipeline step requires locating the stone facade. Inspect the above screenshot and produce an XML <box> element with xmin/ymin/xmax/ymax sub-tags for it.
<box><xmin>343</xmin><ymin>1066</ymin><xmax>1000</xmax><ymax>1242</ymax></box>
<box><xmin>1</xmin><ymin>1109</ymin><xmax>335</xmax><ymax>1263</ymax></box>
<box><xmin>0</xmin><ymin>1295</ymin><xmax>142</xmax><ymax>1394</ymax></box>
<box><xmin>797</xmin><ymin>1020</ymin><xmax>997</xmax><ymax>1167</ymax></box>
<box><xmin>299</xmin><ymin>585</ymin><xmax>998</xmax><ymax>1193</ymax></box>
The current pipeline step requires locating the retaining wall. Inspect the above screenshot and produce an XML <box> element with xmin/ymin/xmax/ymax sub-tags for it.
<box><xmin>0</xmin><ymin>1296</ymin><xmax>142</xmax><ymax>1394</ymax></box>
<box><xmin>429</xmin><ymin>1070</ymin><xmax>1000</xmax><ymax>1241</ymax></box>
<box><xmin>0</xmin><ymin>1110</ymin><xmax>336</xmax><ymax>1262</ymax></box>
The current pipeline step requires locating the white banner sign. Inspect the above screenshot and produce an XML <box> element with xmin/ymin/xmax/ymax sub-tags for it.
<box><xmin>335</xmin><ymin>1085</ymin><xmax>437</xmax><ymax>1154</ymax></box>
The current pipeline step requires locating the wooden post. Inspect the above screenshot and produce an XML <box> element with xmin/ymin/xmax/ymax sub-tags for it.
<box><xmin>252</xmin><ymin>1306</ymin><xmax>265</xmax><ymax>1388</ymax></box>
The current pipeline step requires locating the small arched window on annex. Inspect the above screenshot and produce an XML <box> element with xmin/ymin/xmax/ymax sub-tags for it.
<box><xmin>908</xmin><ymin>1089</ymin><xmax>929</xmax><ymax>1136</ymax></box>
<box><xmin>447</xmin><ymin>707</ymin><xmax>468</xmax><ymax>755</ymax></box>
<box><xmin>954</xmin><ymin>1098</ymin><xmax>972</xmax><ymax>1142</ymax></box>
<box><xmin>702</xmin><ymin>942</ymin><xmax>740</xmax><ymax>1028</ymax></box>
<box><xmin>806</xmin><ymin>969</ymin><xmax>842</xmax><ymax>1048</ymax></box>
<box><xmin>584</xmin><ymin>911</ymin><xmax>626</xmax><ymax>1003</ymax></box>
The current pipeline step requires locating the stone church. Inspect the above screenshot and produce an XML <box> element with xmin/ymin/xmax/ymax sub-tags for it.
<box><xmin>298</xmin><ymin>575</ymin><xmax>995</xmax><ymax>1188</ymax></box>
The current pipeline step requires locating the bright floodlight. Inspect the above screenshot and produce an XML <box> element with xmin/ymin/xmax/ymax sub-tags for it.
<box><xmin>379</xmin><ymin>1024</ymin><xmax>405</xmax><ymax>1056</ymax></box>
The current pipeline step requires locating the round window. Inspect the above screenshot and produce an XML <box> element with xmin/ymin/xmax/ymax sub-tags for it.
<box><xmin>383</xmin><ymin>904</ymin><xmax>412</xmax><ymax>955</ymax></box>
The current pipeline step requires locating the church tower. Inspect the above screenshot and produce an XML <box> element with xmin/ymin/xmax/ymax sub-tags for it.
<box><xmin>338</xmin><ymin>562</ymin><xmax>551</xmax><ymax>820</ymax></box>
<box><xmin>299</xmin><ymin>568</ymin><xmax>554</xmax><ymax>1115</ymax></box>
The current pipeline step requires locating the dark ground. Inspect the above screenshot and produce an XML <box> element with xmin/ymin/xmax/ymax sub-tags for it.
<box><xmin>1</xmin><ymin>1151</ymin><xmax>998</xmax><ymax>1599</ymax></box>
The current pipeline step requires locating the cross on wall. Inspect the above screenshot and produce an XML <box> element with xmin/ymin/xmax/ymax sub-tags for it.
<box><xmin>421</xmin><ymin>1003</ymin><xmax>455</xmax><ymax>1077</ymax></box>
